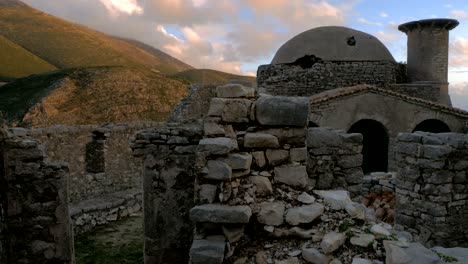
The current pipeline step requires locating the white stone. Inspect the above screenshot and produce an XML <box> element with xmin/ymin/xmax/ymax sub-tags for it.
<box><xmin>285</xmin><ymin>204</ymin><xmax>324</xmax><ymax>225</ymax></box>
<box><xmin>345</xmin><ymin>202</ymin><xmax>366</xmax><ymax>220</ymax></box>
<box><xmin>250</xmin><ymin>176</ymin><xmax>273</xmax><ymax>195</ymax></box>
<box><xmin>297</xmin><ymin>192</ymin><xmax>316</xmax><ymax>204</ymax></box>
<box><xmin>370</xmin><ymin>224</ymin><xmax>391</xmax><ymax>237</ymax></box>
<box><xmin>257</xmin><ymin>202</ymin><xmax>285</xmax><ymax>226</ymax></box>
<box><xmin>351</xmin><ymin>258</ymin><xmax>372</xmax><ymax>264</ymax></box>
<box><xmin>302</xmin><ymin>248</ymin><xmax>331</xmax><ymax>264</ymax></box>
<box><xmin>320</xmin><ymin>231</ymin><xmax>346</xmax><ymax>254</ymax></box>
<box><xmin>350</xmin><ymin>233</ymin><xmax>375</xmax><ymax>247</ymax></box>
<box><xmin>314</xmin><ymin>190</ymin><xmax>352</xmax><ymax>210</ymax></box>
<box><xmin>274</xmin><ymin>166</ymin><xmax>308</xmax><ymax>188</ymax></box>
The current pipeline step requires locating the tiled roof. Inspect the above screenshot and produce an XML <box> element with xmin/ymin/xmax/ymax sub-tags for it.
<box><xmin>310</xmin><ymin>85</ymin><xmax>468</xmax><ymax>117</ymax></box>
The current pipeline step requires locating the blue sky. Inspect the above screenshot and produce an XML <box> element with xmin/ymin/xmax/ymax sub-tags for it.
<box><xmin>21</xmin><ymin>0</ymin><xmax>468</xmax><ymax>109</ymax></box>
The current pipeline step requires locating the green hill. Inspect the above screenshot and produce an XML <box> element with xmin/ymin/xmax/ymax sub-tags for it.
<box><xmin>172</xmin><ymin>69</ymin><xmax>256</xmax><ymax>85</ymax></box>
<box><xmin>0</xmin><ymin>35</ymin><xmax>56</xmax><ymax>81</ymax></box>
<box><xmin>0</xmin><ymin>67</ymin><xmax>189</xmax><ymax>127</ymax></box>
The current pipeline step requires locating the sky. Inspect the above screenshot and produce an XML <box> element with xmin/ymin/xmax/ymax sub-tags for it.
<box><xmin>20</xmin><ymin>0</ymin><xmax>468</xmax><ymax>110</ymax></box>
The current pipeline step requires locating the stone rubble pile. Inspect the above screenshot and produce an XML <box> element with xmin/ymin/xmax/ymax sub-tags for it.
<box><xmin>361</xmin><ymin>192</ymin><xmax>395</xmax><ymax>224</ymax></box>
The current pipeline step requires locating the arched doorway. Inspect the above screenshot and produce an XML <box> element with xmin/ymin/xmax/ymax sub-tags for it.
<box><xmin>348</xmin><ymin>119</ymin><xmax>389</xmax><ymax>174</ymax></box>
<box><xmin>413</xmin><ymin>119</ymin><xmax>450</xmax><ymax>133</ymax></box>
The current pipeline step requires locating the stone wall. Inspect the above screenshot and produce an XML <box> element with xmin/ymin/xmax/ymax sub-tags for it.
<box><xmin>387</xmin><ymin>83</ymin><xmax>442</xmax><ymax>103</ymax></box>
<box><xmin>0</xmin><ymin>129</ymin><xmax>74</xmax><ymax>263</ymax></box>
<box><xmin>395</xmin><ymin>132</ymin><xmax>468</xmax><ymax>247</ymax></box>
<box><xmin>131</xmin><ymin>122</ymin><xmax>203</xmax><ymax>264</ymax></box>
<box><xmin>9</xmin><ymin>122</ymin><xmax>162</xmax><ymax>202</ymax></box>
<box><xmin>168</xmin><ymin>84</ymin><xmax>218</xmax><ymax>123</ymax></box>
<box><xmin>257</xmin><ymin>61</ymin><xmax>400</xmax><ymax>96</ymax></box>
<box><xmin>307</xmin><ymin>128</ymin><xmax>364</xmax><ymax>197</ymax></box>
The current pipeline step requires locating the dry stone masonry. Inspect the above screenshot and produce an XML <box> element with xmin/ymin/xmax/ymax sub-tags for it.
<box><xmin>0</xmin><ymin>129</ymin><xmax>74</xmax><ymax>264</ymax></box>
<box><xmin>131</xmin><ymin>123</ymin><xmax>203</xmax><ymax>264</ymax></box>
<box><xmin>395</xmin><ymin>132</ymin><xmax>468</xmax><ymax>247</ymax></box>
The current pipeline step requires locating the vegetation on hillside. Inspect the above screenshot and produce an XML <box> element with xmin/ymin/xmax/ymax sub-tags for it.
<box><xmin>172</xmin><ymin>69</ymin><xmax>256</xmax><ymax>85</ymax></box>
<box><xmin>0</xmin><ymin>35</ymin><xmax>56</xmax><ymax>80</ymax></box>
<box><xmin>0</xmin><ymin>67</ymin><xmax>189</xmax><ymax>127</ymax></box>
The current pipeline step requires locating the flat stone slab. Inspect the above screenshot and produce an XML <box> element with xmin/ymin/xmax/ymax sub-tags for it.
<box><xmin>257</xmin><ymin>202</ymin><xmax>285</xmax><ymax>226</ymax></box>
<box><xmin>321</xmin><ymin>231</ymin><xmax>346</xmax><ymax>254</ymax></box>
<box><xmin>190</xmin><ymin>204</ymin><xmax>252</xmax><ymax>224</ymax></box>
<box><xmin>190</xmin><ymin>239</ymin><xmax>225</xmax><ymax>264</ymax></box>
<box><xmin>285</xmin><ymin>203</ymin><xmax>324</xmax><ymax>225</ymax></box>
<box><xmin>198</xmin><ymin>137</ymin><xmax>237</xmax><ymax>155</ymax></box>
<box><xmin>244</xmin><ymin>133</ymin><xmax>280</xmax><ymax>148</ymax></box>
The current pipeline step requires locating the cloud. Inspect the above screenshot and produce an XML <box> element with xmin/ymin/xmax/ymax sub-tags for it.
<box><xmin>450</xmin><ymin>37</ymin><xmax>468</xmax><ymax>68</ymax></box>
<box><xmin>380</xmin><ymin>12</ymin><xmax>388</xmax><ymax>18</ymax></box>
<box><xmin>358</xmin><ymin>18</ymin><xmax>383</xmax><ymax>26</ymax></box>
<box><xmin>451</xmin><ymin>10</ymin><xmax>468</xmax><ymax>20</ymax></box>
<box><xmin>100</xmin><ymin>0</ymin><xmax>143</xmax><ymax>16</ymax></box>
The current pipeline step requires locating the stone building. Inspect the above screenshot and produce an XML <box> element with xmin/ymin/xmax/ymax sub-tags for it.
<box><xmin>258</xmin><ymin>18</ymin><xmax>468</xmax><ymax>173</ymax></box>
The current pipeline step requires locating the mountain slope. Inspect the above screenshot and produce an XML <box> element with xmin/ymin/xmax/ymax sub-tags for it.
<box><xmin>0</xmin><ymin>1</ymin><xmax>191</xmax><ymax>75</ymax></box>
<box><xmin>0</xmin><ymin>67</ymin><xmax>189</xmax><ymax>127</ymax></box>
<box><xmin>116</xmin><ymin>37</ymin><xmax>193</xmax><ymax>74</ymax></box>
<box><xmin>172</xmin><ymin>69</ymin><xmax>256</xmax><ymax>85</ymax></box>
<box><xmin>0</xmin><ymin>35</ymin><xmax>56</xmax><ymax>80</ymax></box>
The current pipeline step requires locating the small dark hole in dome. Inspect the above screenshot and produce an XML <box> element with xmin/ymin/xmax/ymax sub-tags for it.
<box><xmin>347</xmin><ymin>36</ymin><xmax>356</xmax><ymax>46</ymax></box>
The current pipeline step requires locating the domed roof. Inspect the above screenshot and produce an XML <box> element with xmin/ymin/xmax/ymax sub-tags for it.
<box><xmin>271</xmin><ymin>26</ymin><xmax>396</xmax><ymax>64</ymax></box>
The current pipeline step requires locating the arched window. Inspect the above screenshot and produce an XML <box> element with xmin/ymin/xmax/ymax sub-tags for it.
<box><xmin>349</xmin><ymin>119</ymin><xmax>389</xmax><ymax>174</ymax></box>
<box><xmin>413</xmin><ymin>119</ymin><xmax>450</xmax><ymax>133</ymax></box>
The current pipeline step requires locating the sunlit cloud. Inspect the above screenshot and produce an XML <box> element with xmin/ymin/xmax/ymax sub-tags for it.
<box><xmin>450</xmin><ymin>37</ymin><xmax>468</xmax><ymax>68</ymax></box>
<box><xmin>451</xmin><ymin>10</ymin><xmax>468</xmax><ymax>20</ymax></box>
<box><xmin>100</xmin><ymin>0</ymin><xmax>143</xmax><ymax>16</ymax></box>
<box><xmin>380</xmin><ymin>12</ymin><xmax>388</xmax><ymax>18</ymax></box>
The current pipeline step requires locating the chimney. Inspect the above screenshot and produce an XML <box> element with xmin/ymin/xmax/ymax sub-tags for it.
<box><xmin>398</xmin><ymin>19</ymin><xmax>459</xmax><ymax>105</ymax></box>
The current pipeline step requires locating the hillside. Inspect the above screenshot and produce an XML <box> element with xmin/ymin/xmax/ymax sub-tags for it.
<box><xmin>0</xmin><ymin>35</ymin><xmax>56</xmax><ymax>81</ymax></box>
<box><xmin>0</xmin><ymin>0</ymin><xmax>191</xmax><ymax>76</ymax></box>
<box><xmin>116</xmin><ymin>37</ymin><xmax>193</xmax><ymax>74</ymax></box>
<box><xmin>172</xmin><ymin>69</ymin><xmax>256</xmax><ymax>85</ymax></box>
<box><xmin>0</xmin><ymin>67</ymin><xmax>189</xmax><ymax>127</ymax></box>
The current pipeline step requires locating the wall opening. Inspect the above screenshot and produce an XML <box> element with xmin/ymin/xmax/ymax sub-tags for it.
<box><xmin>413</xmin><ymin>119</ymin><xmax>450</xmax><ymax>133</ymax></box>
<box><xmin>85</xmin><ymin>131</ymin><xmax>106</xmax><ymax>173</ymax></box>
<box><xmin>348</xmin><ymin>119</ymin><xmax>389</xmax><ymax>174</ymax></box>
<box><xmin>308</xmin><ymin>121</ymin><xmax>319</xmax><ymax>128</ymax></box>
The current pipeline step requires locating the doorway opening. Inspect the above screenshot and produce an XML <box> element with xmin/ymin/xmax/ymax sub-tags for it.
<box><xmin>348</xmin><ymin>119</ymin><xmax>389</xmax><ymax>174</ymax></box>
<box><xmin>413</xmin><ymin>119</ymin><xmax>450</xmax><ymax>133</ymax></box>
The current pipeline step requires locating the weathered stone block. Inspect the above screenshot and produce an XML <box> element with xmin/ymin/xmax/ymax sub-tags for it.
<box><xmin>244</xmin><ymin>133</ymin><xmax>279</xmax><ymax>148</ymax></box>
<box><xmin>221</xmin><ymin>99</ymin><xmax>252</xmax><ymax>123</ymax></box>
<box><xmin>285</xmin><ymin>204</ymin><xmax>324</xmax><ymax>225</ymax></box>
<box><xmin>337</xmin><ymin>154</ymin><xmax>362</xmax><ymax>169</ymax></box>
<box><xmin>252</xmin><ymin>151</ymin><xmax>266</xmax><ymax>168</ymax></box>
<box><xmin>290</xmin><ymin>147</ymin><xmax>307</xmax><ymax>162</ymax></box>
<box><xmin>249</xmin><ymin>176</ymin><xmax>273</xmax><ymax>195</ymax></box>
<box><xmin>321</xmin><ymin>231</ymin><xmax>346</xmax><ymax>254</ymax></box>
<box><xmin>224</xmin><ymin>153</ymin><xmax>252</xmax><ymax>170</ymax></box>
<box><xmin>266</xmin><ymin>149</ymin><xmax>289</xmax><ymax>166</ymax></box>
<box><xmin>205</xmin><ymin>160</ymin><xmax>232</xmax><ymax>181</ymax></box>
<box><xmin>257</xmin><ymin>202</ymin><xmax>285</xmax><ymax>226</ymax></box>
<box><xmin>274</xmin><ymin>166</ymin><xmax>308</xmax><ymax>188</ymax></box>
<box><xmin>190</xmin><ymin>239</ymin><xmax>225</xmax><ymax>264</ymax></box>
<box><xmin>256</xmin><ymin>96</ymin><xmax>309</xmax><ymax>127</ymax></box>
<box><xmin>190</xmin><ymin>204</ymin><xmax>252</xmax><ymax>223</ymax></box>
<box><xmin>198</xmin><ymin>137</ymin><xmax>237</xmax><ymax>155</ymax></box>
<box><xmin>199</xmin><ymin>184</ymin><xmax>218</xmax><ymax>204</ymax></box>
<box><xmin>307</xmin><ymin>128</ymin><xmax>342</xmax><ymax>148</ymax></box>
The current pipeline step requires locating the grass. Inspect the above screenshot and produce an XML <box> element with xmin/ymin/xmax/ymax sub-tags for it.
<box><xmin>431</xmin><ymin>250</ymin><xmax>458</xmax><ymax>263</ymax></box>
<box><xmin>0</xmin><ymin>35</ymin><xmax>56</xmax><ymax>79</ymax></box>
<box><xmin>172</xmin><ymin>69</ymin><xmax>256</xmax><ymax>85</ymax></box>
<box><xmin>75</xmin><ymin>215</ymin><xmax>143</xmax><ymax>264</ymax></box>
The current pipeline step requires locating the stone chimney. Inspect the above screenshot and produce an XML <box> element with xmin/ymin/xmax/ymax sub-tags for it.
<box><xmin>399</xmin><ymin>19</ymin><xmax>459</xmax><ymax>105</ymax></box>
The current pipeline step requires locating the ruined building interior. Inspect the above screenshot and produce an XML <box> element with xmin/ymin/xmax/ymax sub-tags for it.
<box><xmin>1</xmin><ymin>18</ymin><xmax>468</xmax><ymax>264</ymax></box>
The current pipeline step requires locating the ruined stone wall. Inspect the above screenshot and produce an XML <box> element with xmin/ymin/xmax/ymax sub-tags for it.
<box><xmin>257</xmin><ymin>61</ymin><xmax>400</xmax><ymax>96</ymax></box>
<box><xmin>9</xmin><ymin>122</ymin><xmax>162</xmax><ymax>202</ymax></box>
<box><xmin>131</xmin><ymin>123</ymin><xmax>203</xmax><ymax>264</ymax></box>
<box><xmin>307</xmin><ymin>128</ymin><xmax>364</xmax><ymax>197</ymax></box>
<box><xmin>386</xmin><ymin>83</ymin><xmax>441</xmax><ymax>103</ymax></box>
<box><xmin>395</xmin><ymin>132</ymin><xmax>468</xmax><ymax>247</ymax></box>
<box><xmin>0</xmin><ymin>129</ymin><xmax>74</xmax><ymax>263</ymax></box>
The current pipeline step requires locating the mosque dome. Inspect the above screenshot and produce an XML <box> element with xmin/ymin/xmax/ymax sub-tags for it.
<box><xmin>271</xmin><ymin>26</ymin><xmax>396</xmax><ymax>64</ymax></box>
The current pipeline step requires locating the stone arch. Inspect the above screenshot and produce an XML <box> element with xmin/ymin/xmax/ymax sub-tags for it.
<box><xmin>413</xmin><ymin>119</ymin><xmax>451</xmax><ymax>133</ymax></box>
<box><xmin>348</xmin><ymin>119</ymin><xmax>389</xmax><ymax>174</ymax></box>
